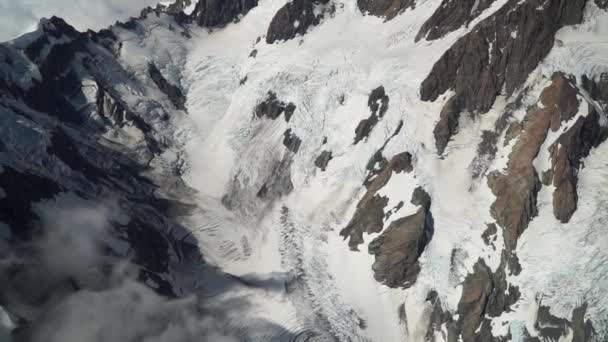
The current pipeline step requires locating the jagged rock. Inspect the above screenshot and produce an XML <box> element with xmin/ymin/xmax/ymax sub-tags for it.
<box><xmin>254</xmin><ymin>91</ymin><xmax>296</xmax><ymax>121</ymax></box>
<box><xmin>283</xmin><ymin>129</ymin><xmax>302</xmax><ymax>153</ymax></box>
<box><xmin>357</xmin><ymin>0</ymin><xmax>415</xmax><ymax>20</ymax></box>
<box><xmin>266</xmin><ymin>0</ymin><xmax>330</xmax><ymax>44</ymax></box>
<box><xmin>192</xmin><ymin>0</ymin><xmax>258</xmax><ymax>27</ymax></box>
<box><xmin>354</xmin><ymin>86</ymin><xmax>389</xmax><ymax>144</ymax></box>
<box><xmin>485</xmin><ymin>252</ymin><xmax>520</xmax><ymax>317</ymax></box>
<box><xmin>314</xmin><ymin>150</ymin><xmax>333</xmax><ymax>171</ymax></box>
<box><xmin>488</xmin><ymin>73</ymin><xmax>579</xmax><ymax>251</ymax></box>
<box><xmin>481</xmin><ymin>223</ymin><xmax>497</xmax><ymax>247</ymax></box>
<box><xmin>453</xmin><ymin>254</ymin><xmax>520</xmax><ymax>342</ymax></box>
<box><xmin>363</xmin><ymin>121</ymin><xmax>404</xmax><ymax>185</ymax></box>
<box><xmin>457</xmin><ymin>260</ymin><xmax>494</xmax><ymax>341</ymax></box>
<box><xmin>433</xmin><ymin>95</ymin><xmax>460</xmax><ymax>154</ymax></box>
<box><xmin>572</xmin><ymin>304</ymin><xmax>597</xmax><ymax>342</ymax></box>
<box><xmin>424</xmin><ymin>291</ymin><xmax>457</xmax><ymax>342</ymax></box>
<box><xmin>582</xmin><ymin>73</ymin><xmax>608</xmax><ymax>109</ymax></box>
<box><xmin>148</xmin><ymin>63</ymin><xmax>186</xmax><ymax>110</ymax></box>
<box><xmin>543</xmin><ymin>74</ymin><xmax>608</xmax><ymax>220</ymax></box>
<box><xmin>341</xmin><ymin>152</ymin><xmax>413</xmax><ymax>249</ymax></box>
<box><xmin>416</xmin><ymin>0</ymin><xmax>495</xmax><ymax>42</ymax></box>
<box><xmin>421</xmin><ymin>0</ymin><xmax>586</xmax><ymax>151</ymax></box>
<box><xmin>548</xmin><ymin>110</ymin><xmax>608</xmax><ymax>222</ymax></box>
<box><xmin>341</xmin><ymin>194</ymin><xmax>388</xmax><ymax>249</ymax></box>
<box><xmin>536</xmin><ymin>305</ymin><xmax>570</xmax><ymax>341</ymax></box>
<box><xmin>367</xmin><ymin>187</ymin><xmax>433</xmax><ymax>288</ymax></box>
<box><xmin>596</xmin><ymin>0</ymin><xmax>608</xmax><ymax>10</ymax></box>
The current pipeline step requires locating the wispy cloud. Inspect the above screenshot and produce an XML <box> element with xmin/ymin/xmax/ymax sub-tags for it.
<box><xmin>0</xmin><ymin>0</ymin><xmax>164</xmax><ymax>42</ymax></box>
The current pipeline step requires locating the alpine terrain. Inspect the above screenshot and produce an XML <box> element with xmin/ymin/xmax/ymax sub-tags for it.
<box><xmin>1</xmin><ymin>0</ymin><xmax>608</xmax><ymax>341</ymax></box>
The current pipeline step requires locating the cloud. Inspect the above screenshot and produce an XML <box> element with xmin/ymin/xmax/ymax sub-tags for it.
<box><xmin>28</xmin><ymin>280</ymin><xmax>240</xmax><ymax>342</ymax></box>
<box><xmin>0</xmin><ymin>192</ymin><xmax>242</xmax><ymax>342</ymax></box>
<box><xmin>0</xmin><ymin>0</ymin><xmax>165</xmax><ymax>42</ymax></box>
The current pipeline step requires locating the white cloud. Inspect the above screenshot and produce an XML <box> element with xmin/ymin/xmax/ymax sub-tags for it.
<box><xmin>0</xmin><ymin>0</ymin><xmax>166</xmax><ymax>42</ymax></box>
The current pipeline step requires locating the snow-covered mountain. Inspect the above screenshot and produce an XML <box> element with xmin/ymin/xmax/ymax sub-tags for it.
<box><xmin>1</xmin><ymin>0</ymin><xmax>608</xmax><ymax>341</ymax></box>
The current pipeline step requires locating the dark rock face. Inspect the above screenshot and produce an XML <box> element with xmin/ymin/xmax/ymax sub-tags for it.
<box><xmin>596</xmin><ymin>0</ymin><xmax>608</xmax><ymax>9</ymax></box>
<box><xmin>482</xmin><ymin>223</ymin><xmax>497</xmax><ymax>247</ymax></box>
<box><xmin>266</xmin><ymin>0</ymin><xmax>330</xmax><ymax>44</ymax></box>
<box><xmin>571</xmin><ymin>304</ymin><xmax>597</xmax><ymax>342</ymax></box>
<box><xmin>542</xmin><ymin>73</ymin><xmax>608</xmax><ymax>221</ymax></box>
<box><xmin>192</xmin><ymin>0</ymin><xmax>258</xmax><ymax>27</ymax></box>
<box><xmin>283</xmin><ymin>128</ymin><xmax>302</xmax><ymax>153</ymax></box>
<box><xmin>354</xmin><ymin>86</ymin><xmax>389</xmax><ymax>144</ymax></box>
<box><xmin>357</xmin><ymin>0</ymin><xmax>415</xmax><ymax>20</ymax></box>
<box><xmin>0</xmin><ymin>12</ymin><xmax>215</xmax><ymax>336</ymax></box>
<box><xmin>255</xmin><ymin>91</ymin><xmax>297</xmax><ymax>122</ymax></box>
<box><xmin>547</xmin><ymin>110</ymin><xmax>608</xmax><ymax>222</ymax></box>
<box><xmin>416</xmin><ymin>0</ymin><xmax>495</xmax><ymax>42</ymax></box>
<box><xmin>457</xmin><ymin>261</ymin><xmax>493</xmax><ymax>342</ymax></box>
<box><xmin>341</xmin><ymin>152</ymin><xmax>412</xmax><ymax>249</ymax></box>
<box><xmin>148</xmin><ymin>63</ymin><xmax>186</xmax><ymax>110</ymax></box>
<box><xmin>368</xmin><ymin>187</ymin><xmax>433</xmax><ymax>288</ymax></box>
<box><xmin>421</xmin><ymin>0</ymin><xmax>587</xmax><ymax>152</ymax></box>
<box><xmin>448</xmin><ymin>251</ymin><xmax>520</xmax><ymax>341</ymax></box>
<box><xmin>515</xmin><ymin>302</ymin><xmax>598</xmax><ymax>342</ymax></box>
<box><xmin>314</xmin><ymin>150</ymin><xmax>333</xmax><ymax>171</ymax></box>
<box><xmin>433</xmin><ymin>95</ymin><xmax>460</xmax><ymax>154</ymax></box>
<box><xmin>488</xmin><ymin>73</ymin><xmax>579</xmax><ymax>251</ymax></box>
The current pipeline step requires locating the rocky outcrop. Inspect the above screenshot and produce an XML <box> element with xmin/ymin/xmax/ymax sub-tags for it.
<box><xmin>433</xmin><ymin>95</ymin><xmax>460</xmax><ymax>154</ymax></box>
<box><xmin>192</xmin><ymin>0</ymin><xmax>258</xmax><ymax>27</ymax></box>
<box><xmin>596</xmin><ymin>0</ymin><xmax>608</xmax><ymax>9</ymax></box>
<box><xmin>421</xmin><ymin>0</ymin><xmax>586</xmax><ymax>153</ymax></box>
<box><xmin>542</xmin><ymin>74</ymin><xmax>608</xmax><ymax>223</ymax></box>
<box><xmin>527</xmin><ymin>303</ymin><xmax>596</xmax><ymax>342</ymax></box>
<box><xmin>254</xmin><ymin>91</ymin><xmax>296</xmax><ymax>122</ymax></box>
<box><xmin>571</xmin><ymin>304</ymin><xmax>597</xmax><ymax>342</ymax></box>
<box><xmin>416</xmin><ymin>0</ymin><xmax>495</xmax><ymax>42</ymax></box>
<box><xmin>266</xmin><ymin>0</ymin><xmax>331</xmax><ymax>44</ymax></box>
<box><xmin>488</xmin><ymin>73</ymin><xmax>579</xmax><ymax>251</ymax></box>
<box><xmin>354</xmin><ymin>86</ymin><xmax>389</xmax><ymax>144</ymax></box>
<box><xmin>453</xmin><ymin>254</ymin><xmax>519</xmax><ymax>342</ymax></box>
<box><xmin>367</xmin><ymin>187</ymin><xmax>433</xmax><ymax>288</ymax></box>
<box><xmin>340</xmin><ymin>152</ymin><xmax>412</xmax><ymax>249</ymax></box>
<box><xmin>357</xmin><ymin>0</ymin><xmax>415</xmax><ymax>20</ymax></box>
<box><xmin>314</xmin><ymin>150</ymin><xmax>333</xmax><ymax>171</ymax></box>
<box><xmin>283</xmin><ymin>129</ymin><xmax>302</xmax><ymax>153</ymax></box>
<box><xmin>148</xmin><ymin>63</ymin><xmax>186</xmax><ymax>110</ymax></box>
<box><xmin>457</xmin><ymin>260</ymin><xmax>494</xmax><ymax>341</ymax></box>
<box><xmin>547</xmin><ymin>111</ymin><xmax>608</xmax><ymax>222</ymax></box>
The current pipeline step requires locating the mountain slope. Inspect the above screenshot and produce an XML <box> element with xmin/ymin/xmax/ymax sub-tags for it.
<box><xmin>1</xmin><ymin>0</ymin><xmax>608</xmax><ymax>341</ymax></box>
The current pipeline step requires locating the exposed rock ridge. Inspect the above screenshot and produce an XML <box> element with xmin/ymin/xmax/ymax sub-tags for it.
<box><xmin>421</xmin><ymin>0</ymin><xmax>587</xmax><ymax>153</ymax></box>
<box><xmin>367</xmin><ymin>187</ymin><xmax>433</xmax><ymax>288</ymax></box>
<box><xmin>416</xmin><ymin>0</ymin><xmax>496</xmax><ymax>42</ymax></box>
<box><xmin>340</xmin><ymin>151</ymin><xmax>412</xmax><ymax>249</ymax></box>
<box><xmin>357</xmin><ymin>0</ymin><xmax>415</xmax><ymax>21</ymax></box>
<box><xmin>526</xmin><ymin>303</ymin><xmax>597</xmax><ymax>341</ymax></box>
<box><xmin>254</xmin><ymin>91</ymin><xmax>297</xmax><ymax>122</ymax></box>
<box><xmin>148</xmin><ymin>63</ymin><xmax>187</xmax><ymax>110</ymax></box>
<box><xmin>266</xmin><ymin>0</ymin><xmax>332</xmax><ymax>44</ymax></box>
<box><xmin>192</xmin><ymin>0</ymin><xmax>258</xmax><ymax>27</ymax></box>
<box><xmin>354</xmin><ymin>86</ymin><xmax>389</xmax><ymax>144</ymax></box>
<box><xmin>488</xmin><ymin>73</ymin><xmax>580</xmax><ymax>251</ymax></box>
<box><xmin>542</xmin><ymin>73</ymin><xmax>608</xmax><ymax>222</ymax></box>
